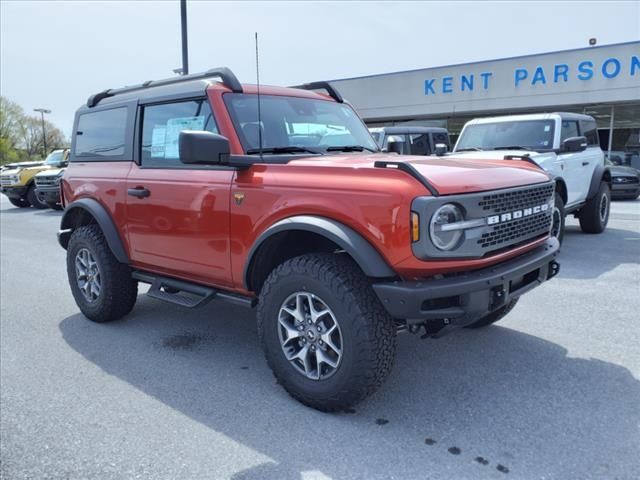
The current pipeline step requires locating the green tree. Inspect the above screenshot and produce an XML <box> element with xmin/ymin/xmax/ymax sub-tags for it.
<box><xmin>1</xmin><ymin>96</ymin><xmax>68</xmax><ymax>165</ymax></box>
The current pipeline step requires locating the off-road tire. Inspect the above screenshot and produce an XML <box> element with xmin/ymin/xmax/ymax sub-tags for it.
<box><xmin>579</xmin><ymin>182</ymin><xmax>610</xmax><ymax>234</ymax></box>
<box><xmin>552</xmin><ymin>192</ymin><xmax>565</xmax><ymax>244</ymax></box>
<box><xmin>46</xmin><ymin>201</ymin><xmax>63</xmax><ymax>210</ymax></box>
<box><xmin>257</xmin><ymin>253</ymin><xmax>396</xmax><ymax>412</ymax></box>
<box><xmin>8</xmin><ymin>197</ymin><xmax>30</xmax><ymax>208</ymax></box>
<box><xmin>464</xmin><ymin>298</ymin><xmax>519</xmax><ymax>329</ymax></box>
<box><xmin>27</xmin><ymin>185</ymin><xmax>48</xmax><ymax>209</ymax></box>
<box><xmin>67</xmin><ymin>224</ymin><xmax>138</xmax><ymax>322</ymax></box>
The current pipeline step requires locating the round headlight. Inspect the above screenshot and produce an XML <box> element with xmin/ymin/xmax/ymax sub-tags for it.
<box><xmin>429</xmin><ymin>203</ymin><xmax>464</xmax><ymax>251</ymax></box>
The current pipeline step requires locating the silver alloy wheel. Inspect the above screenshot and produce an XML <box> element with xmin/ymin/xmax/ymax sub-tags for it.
<box><xmin>278</xmin><ymin>292</ymin><xmax>343</xmax><ymax>380</ymax></box>
<box><xmin>599</xmin><ymin>193</ymin><xmax>609</xmax><ymax>223</ymax></box>
<box><xmin>75</xmin><ymin>248</ymin><xmax>102</xmax><ymax>302</ymax></box>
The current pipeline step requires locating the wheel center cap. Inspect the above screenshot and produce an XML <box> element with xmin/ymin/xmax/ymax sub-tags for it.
<box><xmin>306</xmin><ymin>330</ymin><xmax>316</xmax><ymax>341</ymax></box>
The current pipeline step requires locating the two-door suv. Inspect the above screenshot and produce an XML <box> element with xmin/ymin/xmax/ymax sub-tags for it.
<box><xmin>453</xmin><ymin>113</ymin><xmax>611</xmax><ymax>242</ymax></box>
<box><xmin>59</xmin><ymin>68</ymin><xmax>560</xmax><ymax>411</ymax></box>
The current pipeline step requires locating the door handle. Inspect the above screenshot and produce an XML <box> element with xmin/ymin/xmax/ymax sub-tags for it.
<box><xmin>582</xmin><ymin>162</ymin><xmax>590</xmax><ymax>166</ymax></box>
<box><xmin>128</xmin><ymin>187</ymin><xmax>150</xmax><ymax>198</ymax></box>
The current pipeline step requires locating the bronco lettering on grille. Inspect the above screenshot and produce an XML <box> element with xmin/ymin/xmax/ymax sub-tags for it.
<box><xmin>487</xmin><ymin>203</ymin><xmax>549</xmax><ymax>226</ymax></box>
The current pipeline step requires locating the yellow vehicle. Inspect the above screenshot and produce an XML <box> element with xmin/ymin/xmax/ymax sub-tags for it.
<box><xmin>0</xmin><ymin>149</ymin><xmax>69</xmax><ymax>208</ymax></box>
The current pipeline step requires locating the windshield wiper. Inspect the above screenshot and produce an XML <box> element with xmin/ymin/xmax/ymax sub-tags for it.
<box><xmin>326</xmin><ymin>145</ymin><xmax>378</xmax><ymax>153</ymax></box>
<box><xmin>246</xmin><ymin>146</ymin><xmax>323</xmax><ymax>155</ymax></box>
<box><xmin>455</xmin><ymin>147</ymin><xmax>483</xmax><ymax>152</ymax></box>
<box><xmin>492</xmin><ymin>146</ymin><xmax>530</xmax><ymax>151</ymax></box>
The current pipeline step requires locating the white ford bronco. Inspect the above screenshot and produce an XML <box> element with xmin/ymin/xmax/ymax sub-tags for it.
<box><xmin>452</xmin><ymin>112</ymin><xmax>611</xmax><ymax>241</ymax></box>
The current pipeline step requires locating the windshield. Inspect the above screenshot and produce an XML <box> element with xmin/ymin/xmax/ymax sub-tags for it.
<box><xmin>456</xmin><ymin>120</ymin><xmax>556</xmax><ymax>152</ymax></box>
<box><xmin>225</xmin><ymin>94</ymin><xmax>378</xmax><ymax>154</ymax></box>
<box><xmin>44</xmin><ymin>151</ymin><xmax>65</xmax><ymax>166</ymax></box>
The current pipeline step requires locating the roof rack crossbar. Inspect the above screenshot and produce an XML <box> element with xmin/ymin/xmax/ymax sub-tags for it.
<box><xmin>86</xmin><ymin>67</ymin><xmax>242</xmax><ymax>108</ymax></box>
<box><xmin>290</xmin><ymin>81</ymin><xmax>344</xmax><ymax>103</ymax></box>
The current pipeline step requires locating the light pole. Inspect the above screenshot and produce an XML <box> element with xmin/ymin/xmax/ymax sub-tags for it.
<box><xmin>33</xmin><ymin>108</ymin><xmax>51</xmax><ymax>158</ymax></box>
<box><xmin>180</xmin><ymin>0</ymin><xmax>189</xmax><ymax>75</ymax></box>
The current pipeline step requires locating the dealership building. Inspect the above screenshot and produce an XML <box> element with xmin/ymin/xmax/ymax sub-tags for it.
<box><xmin>331</xmin><ymin>41</ymin><xmax>639</xmax><ymax>155</ymax></box>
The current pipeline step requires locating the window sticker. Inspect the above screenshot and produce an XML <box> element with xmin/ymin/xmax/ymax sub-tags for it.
<box><xmin>163</xmin><ymin>116</ymin><xmax>206</xmax><ymax>158</ymax></box>
<box><xmin>150</xmin><ymin>126</ymin><xmax>166</xmax><ymax>158</ymax></box>
<box><xmin>544</xmin><ymin>125</ymin><xmax>551</xmax><ymax>132</ymax></box>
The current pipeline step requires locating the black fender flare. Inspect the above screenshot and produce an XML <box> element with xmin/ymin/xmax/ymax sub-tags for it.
<box><xmin>551</xmin><ymin>176</ymin><xmax>568</xmax><ymax>204</ymax></box>
<box><xmin>243</xmin><ymin>215</ymin><xmax>396</xmax><ymax>289</ymax></box>
<box><xmin>587</xmin><ymin>164</ymin><xmax>611</xmax><ymax>200</ymax></box>
<box><xmin>59</xmin><ymin>198</ymin><xmax>129</xmax><ymax>264</ymax></box>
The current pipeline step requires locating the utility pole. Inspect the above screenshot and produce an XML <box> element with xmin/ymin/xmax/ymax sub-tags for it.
<box><xmin>180</xmin><ymin>0</ymin><xmax>189</xmax><ymax>75</ymax></box>
<box><xmin>33</xmin><ymin>108</ymin><xmax>51</xmax><ymax>158</ymax></box>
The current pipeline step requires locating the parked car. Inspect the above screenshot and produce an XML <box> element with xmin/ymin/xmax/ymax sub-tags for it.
<box><xmin>58</xmin><ymin>68</ymin><xmax>560</xmax><ymax>411</ymax></box>
<box><xmin>0</xmin><ymin>149</ymin><xmax>69</xmax><ymax>208</ymax></box>
<box><xmin>606</xmin><ymin>158</ymin><xmax>640</xmax><ymax>200</ymax></box>
<box><xmin>369</xmin><ymin>126</ymin><xmax>451</xmax><ymax>155</ymax></box>
<box><xmin>34</xmin><ymin>155</ymin><xmax>69</xmax><ymax>210</ymax></box>
<box><xmin>453</xmin><ymin>113</ymin><xmax>611</xmax><ymax>242</ymax></box>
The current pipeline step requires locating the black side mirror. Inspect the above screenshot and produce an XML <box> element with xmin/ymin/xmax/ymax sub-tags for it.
<box><xmin>386</xmin><ymin>140</ymin><xmax>403</xmax><ymax>154</ymax></box>
<box><xmin>561</xmin><ymin>136</ymin><xmax>587</xmax><ymax>153</ymax></box>
<box><xmin>179</xmin><ymin>130</ymin><xmax>230</xmax><ymax>165</ymax></box>
<box><xmin>434</xmin><ymin>143</ymin><xmax>448</xmax><ymax>156</ymax></box>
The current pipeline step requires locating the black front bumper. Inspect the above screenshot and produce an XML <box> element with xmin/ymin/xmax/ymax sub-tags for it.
<box><xmin>1</xmin><ymin>185</ymin><xmax>29</xmax><ymax>199</ymax></box>
<box><xmin>611</xmin><ymin>182</ymin><xmax>640</xmax><ymax>197</ymax></box>
<box><xmin>35</xmin><ymin>187</ymin><xmax>60</xmax><ymax>204</ymax></box>
<box><xmin>373</xmin><ymin>238</ymin><xmax>560</xmax><ymax>326</ymax></box>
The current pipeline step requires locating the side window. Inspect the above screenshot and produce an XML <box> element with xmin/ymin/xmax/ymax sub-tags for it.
<box><xmin>560</xmin><ymin>120</ymin><xmax>579</xmax><ymax>142</ymax></box>
<box><xmin>408</xmin><ymin>133</ymin><xmax>431</xmax><ymax>155</ymax></box>
<box><xmin>75</xmin><ymin>107</ymin><xmax>128</xmax><ymax>158</ymax></box>
<box><xmin>580</xmin><ymin>119</ymin><xmax>599</xmax><ymax>146</ymax></box>
<box><xmin>140</xmin><ymin>99</ymin><xmax>218</xmax><ymax>166</ymax></box>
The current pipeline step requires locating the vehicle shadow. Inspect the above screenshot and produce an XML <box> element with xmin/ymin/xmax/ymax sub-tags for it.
<box><xmin>59</xmin><ymin>297</ymin><xmax>640</xmax><ymax>479</ymax></box>
<box><xmin>559</xmin><ymin>225</ymin><xmax>640</xmax><ymax>280</ymax></box>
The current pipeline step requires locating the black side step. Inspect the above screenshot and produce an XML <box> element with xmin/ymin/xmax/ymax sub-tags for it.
<box><xmin>132</xmin><ymin>271</ymin><xmax>255</xmax><ymax>309</ymax></box>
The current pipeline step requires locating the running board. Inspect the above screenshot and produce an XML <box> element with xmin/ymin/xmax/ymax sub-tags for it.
<box><xmin>132</xmin><ymin>271</ymin><xmax>255</xmax><ymax>309</ymax></box>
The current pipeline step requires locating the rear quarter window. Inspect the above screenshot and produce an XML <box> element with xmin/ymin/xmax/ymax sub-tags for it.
<box><xmin>74</xmin><ymin>107</ymin><xmax>129</xmax><ymax>159</ymax></box>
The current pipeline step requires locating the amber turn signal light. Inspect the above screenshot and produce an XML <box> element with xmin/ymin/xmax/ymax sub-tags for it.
<box><xmin>411</xmin><ymin>212</ymin><xmax>420</xmax><ymax>242</ymax></box>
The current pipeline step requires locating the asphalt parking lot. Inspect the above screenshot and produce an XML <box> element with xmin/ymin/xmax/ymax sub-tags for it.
<box><xmin>1</xmin><ymin>195</ymin><xmax>639</xmax><ymax>480</ymax></box>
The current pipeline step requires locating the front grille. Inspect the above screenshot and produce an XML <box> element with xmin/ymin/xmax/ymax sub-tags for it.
<box><xmin>614</xmin><ymin>176</ymin><xmax>639</xmax><ymax>184</ymax></box>
<box><xmin>478</xmin><ymin>183</ymin><xmax>555</xmax><ymax>214</ymax></box>
<box><xmin>35</xmin><ymin>176</ymin><xmax>58</xmax><ymax>188</ymax></box>
<box><xmin>478</xmin><ymin>212</ymin><xmax>550</xmax><ymax>249</ymax></box>
<box><xmin>411</xmin><ymin>181</ymin><xmax>555</xmax><ymax>259</ymax></box>
<box><xmin>0</xmin><ymin>178</ymin><xmax>13</xmax><ymax>187</ymax></box>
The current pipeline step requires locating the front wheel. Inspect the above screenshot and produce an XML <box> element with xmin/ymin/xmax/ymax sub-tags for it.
<box><xmin>27</xmin><ymin>185</ymin><xmax>48</xmax><ymax>209</ymax></box>
<box><xmin>579</xmin><ymin>182</ymin><xmax>610</xmax><ymax>233</ymax></box>
<box><xmin>257</xmin><ymin>253</ymin><xmax>396</xmax><ymax>412</ymax></box>
<box><xmin>551</xmin><ymin>192</ymin><xmax>565</xmax><ymax>244</ymax></box>
<box><xmin>67</xmin><ymin>224</ymin><xmax>138</xmax><ymax>322</ymax></box>
<box><xmin>8</xmin><ymin>197</ymin><xmax>31</xmax><ymax>208</ymax></box>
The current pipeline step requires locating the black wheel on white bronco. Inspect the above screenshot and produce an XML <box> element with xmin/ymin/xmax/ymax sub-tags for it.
<box><xmin>579</xmin><ymin>181</ymin><xmax>610</xmax><ymax>234</ymax></box>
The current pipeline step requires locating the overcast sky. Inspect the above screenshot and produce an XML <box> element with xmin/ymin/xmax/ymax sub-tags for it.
<box><xmin>1</xmin><ymin>0</ymin><xmax>638</xmax><ymax>137</ymax></box>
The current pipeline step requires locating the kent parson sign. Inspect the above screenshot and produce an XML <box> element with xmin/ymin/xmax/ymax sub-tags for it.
<box><xmin>424</xmin><ymin>54</ymin><xmax>640</xmax><ymax>95</ymax></box>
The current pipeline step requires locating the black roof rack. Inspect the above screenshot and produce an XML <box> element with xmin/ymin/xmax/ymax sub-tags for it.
<box><xmin>86</xmin><ymin>67</ymin><xmax>242</xmax><ymax>108</ymax></box>
<box><xmin>289</xmin><ymin>81</ymin><xmax>344</xmax><ymax>103</ymax></box>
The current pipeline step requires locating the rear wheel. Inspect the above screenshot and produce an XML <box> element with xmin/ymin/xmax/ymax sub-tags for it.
<box><xmin>27</xmin><ymin>185</ymin><xmax>48</xmax><ymax>209</ymax></box>
<box><xmin>579</xmin><ymin>182</ymin><xmax>610</xmax><ymax>233</ymax></box>
<box><xmin>257</xmin><ymin>253</ymin><xmax>396</xmax><ymax>411</ymax></box>
<box><xmin>464</xmin><ymin>299</ymin><xmax>519</xmax><ymax>329</ymax></box>
<box><xmin>67</xmin><ymin>224</ymin><xmax>138</xmax><ymax>322</ymax></box>
<box><xmin>8</xmin><ymin>197</ymin><xmax>31</xmax><ymax>208</ymax></box>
